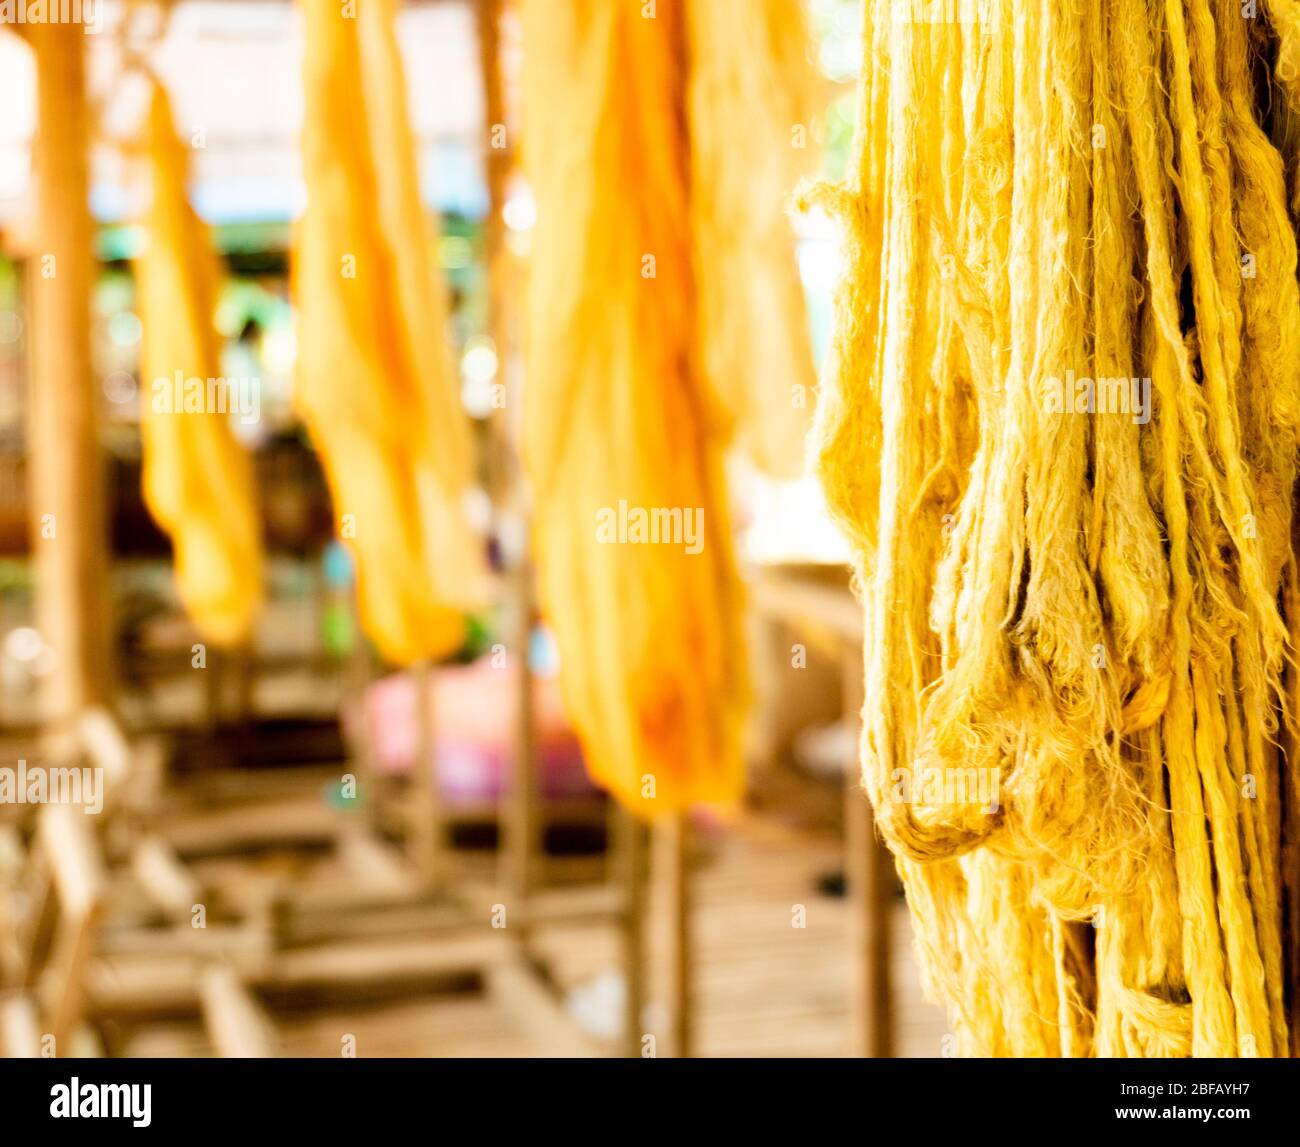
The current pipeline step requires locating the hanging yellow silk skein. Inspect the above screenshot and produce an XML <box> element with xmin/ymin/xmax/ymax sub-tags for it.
<box><xmin>138</xmin><ymin>82</ymin><xmax>263</xmax><ymax>648</ymax></box>
<box><xmin>520</xmin><ymin>0</ymin><xmax>816</xmax><ymax>815</ymax></box>
<box><xmin>688</xmin><ymin>0</ymin><xmax>820</xmax><ymax>478</ymax></box>
<box><xmin>816</xmin><ymin>0</ymin><xmax>1300</xmax><ymax>1056</ymax></box>
<box><xmin>521</xmin><ymin>0</ymin><xmax>746</xmax><ymax>816</ymax></box>
<box><xmin>295</xmin><ymin>0</ymin><xmax>485</xmax><ymax>666</ymax></box>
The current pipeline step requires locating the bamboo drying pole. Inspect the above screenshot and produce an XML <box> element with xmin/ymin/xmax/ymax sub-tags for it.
<box><xmin>27</xmin><ymin>21</ymin><xmax>112</xmax><ymax>749</ymax></box>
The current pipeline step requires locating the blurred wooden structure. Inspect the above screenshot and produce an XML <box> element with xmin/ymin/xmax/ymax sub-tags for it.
<box><xmin>751</xmin><ymin>563</ymin><xmax>897</xmax><ymax>1058</ymax></box>
<box><xmin>0</xmin><ymin>709</ymin><xmax>276</xmax><ymax>1058</ymax></box>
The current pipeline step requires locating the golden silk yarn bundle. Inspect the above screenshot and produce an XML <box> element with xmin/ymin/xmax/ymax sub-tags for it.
<box><xmin>814</xmin><ymin>0</ymin><xmax>1300</xmax><ymax>1055</ymax></box>
<box><xmin>519</xmin><ymin>0</ymin><xmax>815</xmax><ymax>815</ymax></box>
<box><xmin>137</xmin><ymin>82</ymin><xmax>264</xmax><ymax>648</ymax></box>
<box><xmin>688</xmin><ymin>0</ymin><xmax>820</xmax><ymax>479</ymax></box>
<box><xmin>294</xmin><ymin>0</ymin><xmax>485</xmax><ymax>666</ymax></box>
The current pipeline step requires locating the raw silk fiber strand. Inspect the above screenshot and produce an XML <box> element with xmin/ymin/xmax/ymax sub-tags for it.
<box><xmin>137</xmin><ymin>81</ymin><xmax>263</xmax><ymax>648</ymax></box>
<box><xmin>814</xmin><ymin>0</ymin><xmax>1300</xmax><ymax>1055</ymax></box>
<box><xmin>520</xmin><ymin>0</ymin><xmax>815</xmax><ymax>816</ymax></box>
<box><xmin>294</xmin><ymin>0</ymin><xmax>485</xmax><ymax>666</ymax></box>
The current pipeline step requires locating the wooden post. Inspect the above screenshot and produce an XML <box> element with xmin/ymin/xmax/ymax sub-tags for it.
<box><xmin>345</xmin><ymin>589</ymin><xmax>379</xmax><ymax>824</ymax></box>
<box><xmin>474</xmin><ymin>0</ymin><xmax>511</xmax><ymax>503</ymax></box>
<box><xmin>502</xmin><ymin>563</ymin><xmax>539</xmax><ymax>942</ymax></box>
<box><xmin>235</xmin><ymin>640</ymin><xmax>255</xmax><ymax>751</ymax></box>
<box><xmin>409</xmin><ymin>659</ymin><xmax>443</xmax><ymax>886</ymax></box>
<box><xmin>655</xmin><ymin>813</ymin><xmax>693</xmax><ymax>1058</ymax></box>
<box><xmin>842</xmin><ymin>645</ymin><xmax>894</xmax><ymax>1057</ymax></box>
<box><xmin>474</xmin><ymin>0</ymin><xmax>539</xmax><ymax>940</ymax></box>
<box><xmin>615</xmin><ymin>805</ymin><xmax>645</xmax><ymax>1058</ymax></box>
<box><xmin>205</xmin><ymin>648</ymin><xmax>223</xmax><ymax>732</ymax></box>
<box><xmin>27</xmin><ymin>21</ymin><xmax>112</xmax><ymax>742</ymax></box>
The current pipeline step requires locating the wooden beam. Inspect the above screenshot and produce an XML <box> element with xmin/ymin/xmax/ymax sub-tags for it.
<box><xmin>98</xmin><ymin>922</ymin><xmax>269</xmax><ymax>961</ymax></box>
<box><xmin>162</xmin><ymin>795</ymin><xmax>340</xmax><ymax>857</ymax></box>
<box><xmin>199</xmin><ymin>964</ymin><xmax>276</xmax><ymax>1058</ymax></box>
<box><xmin>265</xmin><ymin>876</ymin><xmax>624</xmax><ymax>946</ymax></box>
<box><xmin>20</xmin><ymin>857</ymin><xmax>57</xmax><ymax>991</ymax></box>
<box><xmin>284</xmin><ymin>901</ymin><xmax>474</xmax><ymax>946</ymax></box>
<box><xmin>43</xmin><ymin>897</ymin><xmax>101</xmax><ymax>1052</ymax></box>
<box><xmin>40</xmin><ymin>805</ymin><xmax>104</xmax><ymax>926</ymax></box>
<box><xmin>456</xmin><ymin>880</ymin><xmax>622</xmax><ymax>928</ymax></box>
<box><xmin>37</xmin><ymin>805</ymin><xmax>105</xmax><ymax>1049</ymax></box>
<box><xmin>269</xmin><ymin>933</ymin><xmax>497</xmax><ymax>991</ymax></box>
<box><xmin>88</xmin><ymin>933</ymin><xmax>498</xmax><ymax>1015</ymax></box>
<box><xmin>130</xmin><ymin>835</ymin><xmax>202</xmax><ymax>923</ymax></box>
<box><xmin>77</xmin><ymin>708</ymin><xmax>131</xmax><ymax>793</ymax></box>
<box><xmin>0</xmin><ymin>825</ymin><xmax>28</xmax><ymax>984</ymax></box>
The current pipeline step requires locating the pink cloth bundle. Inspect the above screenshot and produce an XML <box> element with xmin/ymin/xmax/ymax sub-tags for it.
<box><xmin>354</xmin><ymin>658</ymin><xmax>596</xmax><ymax>806</ymax></box>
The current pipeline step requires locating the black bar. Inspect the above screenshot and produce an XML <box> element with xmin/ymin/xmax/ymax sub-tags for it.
<box><xmin>0</xmin><ymin>1057</ymin><xmax>1295</xmax><ymax>1134</ymax></box>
